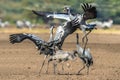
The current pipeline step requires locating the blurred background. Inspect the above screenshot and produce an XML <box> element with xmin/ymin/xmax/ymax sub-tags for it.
<box><xmin>0</xmin><ymin>0</ymin><xmax>119</xmax><ymax>30</ymax></box>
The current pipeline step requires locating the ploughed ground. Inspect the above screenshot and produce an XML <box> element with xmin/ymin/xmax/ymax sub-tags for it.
<box><xmin>0</xmin><ymin>32</ymin><xmax>120</xmax><ymax>80</ymax></box>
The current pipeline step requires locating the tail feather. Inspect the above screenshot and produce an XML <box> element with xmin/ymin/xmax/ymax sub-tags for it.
<box><xmin>88</xmin><ymin>58</ymin><xmax>93</xmax><ymax>66</ymax></box>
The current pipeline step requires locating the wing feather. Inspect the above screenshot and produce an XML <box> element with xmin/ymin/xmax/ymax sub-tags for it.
<box><xmin>82</xmin><ymin>3</ymin><xmax>97</xmax><ymax>19</ymax></box>
<box><xmin>32</xmin><ymin>10</ymin><xmax>70</xmax><ymax>21</ymax></box>
<box><xmin>9</xmin><ymin>33</ymin><xmax>46</xmax><ymax>49</ymax></box>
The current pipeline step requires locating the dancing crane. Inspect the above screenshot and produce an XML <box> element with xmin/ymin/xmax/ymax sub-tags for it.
<box><xmin>32</xmin><ymin>3</ymin><xmax>97</xmax><ymax>49</ymax></box>
<box><xmin>76</xmin><ymin>33</ymin><xmax>93</xmax><ymax>75</ymax></box>
<box><xmin>9</xmin><ymin>3</ymin><xmax>96</xmax><ymax>75</ymax></box>
<box><xmin>46</xmin><ymin>50</ymin><xmax>77</xmax><ymax>74</ymax></box>
<box><xmin>9</xmin><ymin>33</ymin><xmax>55</xmax><ymax>75</ymax></box>
<box><xmin>9</xmin><ymin>33</ymin><xmax>54</xmax><ymax>55</ymax></box>
<box><xmin>9</xmin><ymin>26</ymin><xmax>59</xmax><ymax>75</ymax></box>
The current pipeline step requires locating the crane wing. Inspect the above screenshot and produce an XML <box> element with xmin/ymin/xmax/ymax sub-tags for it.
<box><xmin>32</xmin><ymin>10</ymin><xmax>71</xmax><ymax>21</ymax></box>
<box><xmin>9</xmin><ymin>33</ymin><xmax>46</xmax><ymax>49</ymax></box>
<box><xmin>81</xmin><ymin>3</ymin><xmax>97</xmax><ymax>19</ymax></box>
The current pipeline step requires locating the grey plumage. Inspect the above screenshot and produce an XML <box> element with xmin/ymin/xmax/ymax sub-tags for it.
<box><xmin>9</xmin><ymin>33</ymin><xmax>54</xmax><ymax>55</ymax></box>
<box><xmin>76</xmin><ymin>33</ymin><xmax>93</xmax><ymax>75</ymax></box>
<box><xmin>46</xmin><ymin>50</ymin><xmax>77</xmax><ymax>74</ymax></box>
<box><xmin>32</xmin><ymin>3</ymin><xmax>97</xmax><ymax>49</ymax></box>
<box><xmin>9</xmin><ymin>3</ymin><xmax>96</xmax><ymax>75</ymax></box>
<box><xmin>9</xmin><ymin>32</ymin><xmax>55</xmax><ymax>76</ymax></box>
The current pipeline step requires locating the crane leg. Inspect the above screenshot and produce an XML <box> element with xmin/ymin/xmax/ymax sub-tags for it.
<box><xmin>53</xmin><ymin>63</ymin><xmax>57</xmax><ymax>74</ymax></box>
<box><xmin>86</xmin><ymin>63</ymin><xmax>90</xmax><ymax>75</ymax></box>
<box><xmin>39</xmin><ymin>55</ymin><xmax>47</xmax><ymax>75</ymax></box>
<box><xmin>61</xmin><ymin>62</ymin><xmax>64</xmax><ymax>72</ymax></box>
<box><xmin>87</xmin><ymin>66</ymin><xmax>89</xmax><ymax>75</ymax></box>
<box><xmin>77</xmin><ymin>64</ymin><xmax>85</xmax><ymax>74</ymax></box>
<box><xmin>82</xmin><ymin>31</ymin><xmax>91</xmax><ymax>55</ymax></box>
<box><xmin>82</xmin><ymin>30</ymin><xmax>91</xmax><ymax>44</ymax></box>
<box><xmin>45</xmin><ymin>59</ymin><xmax>50</xmax><ymax>74</ymax></box>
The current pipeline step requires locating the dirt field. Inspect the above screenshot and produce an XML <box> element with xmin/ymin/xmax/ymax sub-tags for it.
<box><xmin>0</xmin><ymin>30</ymin><xmax>120</xmax><ymax>80</ymax></box>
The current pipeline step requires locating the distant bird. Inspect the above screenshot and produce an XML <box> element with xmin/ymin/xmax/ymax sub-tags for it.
<box><xmin>76</xmin><ymin>33</ymin><xmax>93</xmax><ymax>75</ymax></box>
<box><xmin>0</xmin><ymin>19</ymin><xmax>9</xmax><ymax>28</ymax></box>
<box><xmin>101</xmin><ymin>19</ymin><xmax>113</xmax><ymax>28</ymax></box>
<box><xmin>16</xmin><ymin>20</ymin><xmax>24</xmax><ymax>28</ymax></box>
<box><xmin>91</xmin><ymin>19</ymin><xmax>113</xmax><ymax>29</ymax></box>
<box><xmin>32</xmin><ymin>3</ymin><xmax>97</xmax><ymax>50</ymax></box>
<box><xmin>16</xmin><ymin>20</ymin><xmax>35</xmax><ymax>29</ymax></box>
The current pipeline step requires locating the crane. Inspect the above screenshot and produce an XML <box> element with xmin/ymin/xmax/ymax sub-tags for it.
<box><xmin>76</xmin><ymin>33</ymin><xmax>93</xmax><ymax>75</ymax></box>
<box><xmin>32</xmin><ymin>3</ymin><xmax>97</xmax><ymax>49</ymax></box>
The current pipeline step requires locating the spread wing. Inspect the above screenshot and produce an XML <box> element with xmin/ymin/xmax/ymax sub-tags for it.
<box><xmin>9</xmin><ymin>33</ymin><xmax>46</xmax><ymax>49</ymax></box>
<box><xmin>32</xmin><ymin>10</ymin><xmax>71</xmax><ymax>21</ymax></box>
<box><xmin>32</xmin><ymin>3</ymin><xmax>97</xmax><ymax>21</ymax></box>
<box><xmin>81</xmin><ymin>3</ymin><xmax>97</xmax><ymax>20</ymax></box>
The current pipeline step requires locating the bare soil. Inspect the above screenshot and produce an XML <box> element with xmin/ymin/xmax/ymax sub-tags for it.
<box><xmin>0</xmin><ymin>32</ymin><xmax>120</xmax><ymax>80</ymax></box>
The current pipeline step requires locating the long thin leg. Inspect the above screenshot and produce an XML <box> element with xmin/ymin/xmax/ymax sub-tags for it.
<box><xmin>87</xmin><ymin>66</ymin><xmax>89</xmax><ymax>75</ymax></box>
<box><xmin>39</xmin><ymin>55</ymin><xmax>47</xmax><ymax>75</ymax></box>
<box><xmin>67</xmin><ymin>63</ymin><xmax>71</xmax><ymax>75</ymax></box>
<box><xmin>86</xmin><ymin>61</ymin><xmax>90</xmax><ymax>75</ymax></box>
<box><xmin>77</xmin><ymin>64</ymin><xmax>85</xmax><ymax>74</ymax></box>
<box><xmin>83</xmin><ymin>35</ymin><xmax>88</xmax><ymax>54</ymax></box>
<box><xmin>82</xmin><ymin>31</ymin><xmax>91</xmax><ymax>55</ymax></box>
<box><xmin>82</xmin><ymin>31</ymin><xmax>86</xmax><ymax>44</ymax></box>
<box><xmin>61</xmin><ymin>62</ymin><xmax>64</xmax><ymax>72</ymax></box>
<box><xmin>82</xmin><ymin>30</ymin><xmax>91</xmax><ymax>44</ymax></box>
<box><xmin>53</xmin><ymin>63</ymin><xmax>57</xmax><ymax>74</ymax></box>
<box><xmin>45</xmin><ymin>60</ymin><xmax>50</xmax><ymax>74</ymax></box>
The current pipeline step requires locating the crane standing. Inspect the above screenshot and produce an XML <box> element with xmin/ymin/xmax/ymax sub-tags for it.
<box><xmin>76</xmin><ymin>33</ymin><xmax>93</xmax><ymax>75</ymax></box>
